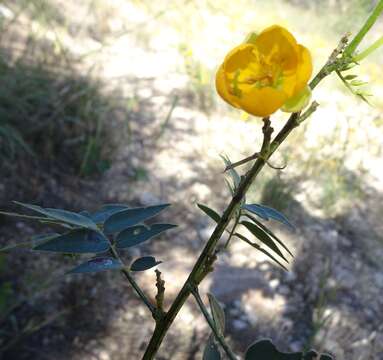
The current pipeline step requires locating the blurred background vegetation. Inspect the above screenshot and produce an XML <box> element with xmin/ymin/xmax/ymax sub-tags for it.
<box><xmin>0</xmin><ymin>0</ymin><xmax>382</xmax><ymax>359</ymax></box>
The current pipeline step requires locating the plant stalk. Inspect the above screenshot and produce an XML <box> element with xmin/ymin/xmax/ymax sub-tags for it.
<box><xmin>141</xmin><ymin>25</ymin><xmax>363</xmax><ymax>360</ymax></box>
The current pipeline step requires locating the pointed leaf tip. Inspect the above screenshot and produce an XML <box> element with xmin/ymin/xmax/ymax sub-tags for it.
<box><xmin>197</xmin><ymin>203</ymin><xmax>221</xmax><ymax>223</ymax></box>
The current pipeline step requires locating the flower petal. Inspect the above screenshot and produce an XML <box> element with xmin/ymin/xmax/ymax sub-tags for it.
<box><xmin>255</xmin><ymin>25</ymin><xmax>300</xmax><ymax>71</ymax></box>
<box><xmin>215</xmin><ymin>64</ymin><xmax>241</xmax><ymax>108</ymax></box>
<box><xmin>238</xmin><ymin>86</ymin><xmax>288</xmax><ymax>117</ymax></box>
<box><xmin>294</xmin><ymin>44</ymin><xmax>313</xmax><ymax>94</ymax></box>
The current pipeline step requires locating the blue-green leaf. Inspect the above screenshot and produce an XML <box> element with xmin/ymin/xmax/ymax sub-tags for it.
<box><xmin>243</xmin><ymin>204</ymin><xmax>294</xmax><ymax>230</ymax></box>
<box><xmin>104</xmin><ymin>204</ymin><xmax>170</xmax><ymax>234</ymax></box>
<box><xmin>243</xmin><ymin>213</ymin><xmax>293</xmax><ymax>258</ymax></box>
<box><xmin>208</xmin><ymin>293</ymin><xmax>225</xmax><ymax>335</ymax></box>
<box><xmin>34</xmin><ymin>229</ymin><xmax>109</xmax><ymax>254</ymax></box>
<box><xmin>203</xmin><ymin>335</ymin><xmax>221</xmax><ymax>360</ymax></box>
<box><xmin>235</xmin><ymin>233</ymin><xmax>288</xmax><ymax>271</ymax></box>
<box><xmin>197</xmin><ymin>203</ymin><xmax>220</xmax><ymax>223</ymax></box>
<box><xmin>241</xmin><ymin>221</ymin><xmax>288</xmax><ymax>262</ymax></box>
<box><xmin>245</xmin><ymin>339</ymin><xmax>302</xmax><ymax>360</ymax></box>
<box><xmin>130</xmin><ymin>256</ymin><xmax>162</xmax><ymax>271</ymax></box>
<box><xmin>14</xmin><ymin>202</ymin><xmax>98</xmax><ymax>231</ymax></box>
<box><xmin>116</xmin><ymin>223</ymin><xmax>177</xmax><ymax>249</ymax></box>
<box><xmin>90</xmin><ymin>204</ymin><xmax>129</xmax><ymax>224</ymax></box>
<box><xmin>67</xmin><ymin>257</ymin><xmax>122</xmax><ymax>274</ymax></box>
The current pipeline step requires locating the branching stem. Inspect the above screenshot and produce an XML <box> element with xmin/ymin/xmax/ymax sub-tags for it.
<box><xmin>140</xmin><ymin>15</ymin><xmax>375</xmax><ymax>359</ymax></box>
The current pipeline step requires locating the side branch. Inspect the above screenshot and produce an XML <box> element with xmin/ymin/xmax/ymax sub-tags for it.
<box><xmin>191</xmin><ymin>286</ymin><xmax>238</xmax><ymax>360</ymax></box>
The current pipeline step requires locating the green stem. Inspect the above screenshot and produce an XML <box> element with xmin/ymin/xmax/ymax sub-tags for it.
<box><xmin>344</xmin><ymin>0</ymin><xmax>383</xmax><ymax>57</ymax></box>
<box><xmin>142</xmin><ymin>112</ymin><xmax>301</xmax><ymax>360</ymax></box>
<box><xmin>191</xmin><ymin>286</ymin><xmax>238</xmax><ymax>360</ymax></box>
<box><xmin>353</xmin><ymin>35</ymin><xmax>383</xmax><ymax>62</ymax></box>
<box><xmin>109</xmin><ymin>245</ymin><xmax>156</xmax><ymax>316</ymax></box>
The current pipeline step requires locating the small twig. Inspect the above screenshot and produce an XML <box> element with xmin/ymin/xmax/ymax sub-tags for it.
<box><xmin>224</xmin><ymin>152</ymin><xmax>260</xmax><ymax>172</ymax></box>
<box><xmin>155</xmin><ymin>270</ymin><xmax>165</xmax><ymax>318</ymax></box>
<box><xmin>190</xmin><ymin>286</ymin><xmax>238</xmax><ymax>360</ymax></box>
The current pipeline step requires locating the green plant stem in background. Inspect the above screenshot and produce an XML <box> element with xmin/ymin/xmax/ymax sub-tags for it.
<box><xmin>142</xmin><ymin>27</ymin><xmax>368</xmax><ymax>358</ymax></box>
<box><xmin>344</xmin><ymin>0</ymin><xmax>383</xmax><ymax>57</ymax></box>
<box><xmin>191</xmin><ymin>286</ymin><xmax>237</xmax><ymax>360</ymax></box>
<box><xmin>353</xmin><ymin>35</ymin><xmax>383</xmax><ymax>62</ymax></box>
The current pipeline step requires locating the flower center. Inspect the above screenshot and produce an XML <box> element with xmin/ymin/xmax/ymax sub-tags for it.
<box><xmin>229</xmin><ymin>51</ymin><xmax>284</xmax><ymax>97</ymax></box>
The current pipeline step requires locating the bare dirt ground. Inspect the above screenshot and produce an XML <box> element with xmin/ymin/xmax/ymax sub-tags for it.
<box><xmin>1</xmin><ymin>1</ymin><xmax>383</xmax><ymax>359</ymax></box>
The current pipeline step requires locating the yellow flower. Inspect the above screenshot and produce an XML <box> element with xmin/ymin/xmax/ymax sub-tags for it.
<box><xmin>216</xmin><ymin>25</ymin><xmax>313</xmax><ymax>117</ymax></box>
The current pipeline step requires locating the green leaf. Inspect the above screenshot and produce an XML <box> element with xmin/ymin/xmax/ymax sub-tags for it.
<box><xmin>197</xmin><ymin>203</ymin><xmax>221</xmax><ymax>223</ymax></box>
<box><xmin>116</xmin><ymin>223</ymin><xmax>177</xmax><ymax>249</ymax></box>
<box><xmin>243</xmin><ymin>213</ymin><xmax>293</xmax><ymax>258</ymax></box>
<box><xmin>130</xmin><ymin>256</ymin><xmax>162</xmax><ymax>271</ymax></box>
<box><xmin>241</xmin><ymin>221</ymin><xmax>288</xmax><ymax>262</ymax></box>
<box><xmin>245</xmin><ymin>339</ymin><xmax>302</xmax><ymax>360</ymax></box>
<box><xmin>34</xmin><ymin>229</ymin><xmax>109</xmax><ymax>254</ymax></box>
<box><xmin>90</xmin><ymin>204</ymin><xmax>129</xmax><ymax>224</ymax></box>
<box><xmin>350</xmin><ymin>79</ymin><xmax>367</xmax><ymax>87</ymax></box>
<box><xmin>203</xmin><ymin>335</ymin><xmax>221</xmax><ymax>360</ymax></box>
<box><xmin>343</xmin><ymin>74</ymin><xmax>357</xmax><ymax>80</ymax></box>
<box><xmin>67</xmin><ymin>257</ymin><xmax>123</xmax><ymax>274</ymax></box>
<box><xmin>235</xmin><ymin>233</ymin><xmax>288</xmax><ymax>271</ymax></box>
<box><xmin>207</xmin><ymin>293</ymin><xmax>225</xmax><ymax>335</ymax></box>
<box><xmin>104</xmin><ymin>204</ymin><xmax>170</xmax><ymax>234</ymax></box>
<box><xmin>14</xmin><ymin>202</ymin><xmax>98</xmax><ymax>231</ymax></box>
<box><xmin>242</xmin><ymin>204</ymin><xmax>294</xmax><ymax>230</ymax></box>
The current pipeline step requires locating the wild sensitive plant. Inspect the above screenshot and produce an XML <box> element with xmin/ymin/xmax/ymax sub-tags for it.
<box><xmin>2</xmin><ymin>2</ymin><xmax>383</xmax><ymax>359</ymax></box>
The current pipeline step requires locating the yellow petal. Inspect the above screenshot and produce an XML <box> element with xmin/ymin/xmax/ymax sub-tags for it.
<box><xmin>222</xmin><ymin>43</ymin><xmax>257</xmax><ymax>73</ymax></box>
<box><xmin>215</xmin><ymin>64</ymin><xmax>241</xmax><ymax>108</ymax></box>
<box><xmin>294</xmin><ymin>44</ymin><xmax>313</xmax><ymax>94</ymax></box>
<box><xmin>238</xmin><ymin>86</ymin><xmax>288</xmax><ymax>117</ymax></box>
<box><xmin>255</xmin><ymin>25</ymin><xmax>299</xmax><ymax>71</ymax></box>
